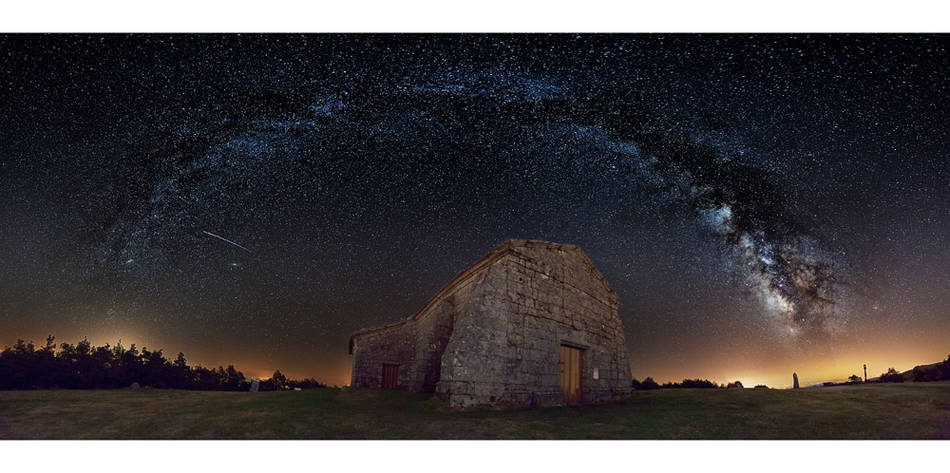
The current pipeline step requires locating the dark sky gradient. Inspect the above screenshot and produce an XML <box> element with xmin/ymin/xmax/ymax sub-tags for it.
<box><xmin>1</xmin><ymin>34</ymin><xmax>948</xmax><ymax>387</ymax></box>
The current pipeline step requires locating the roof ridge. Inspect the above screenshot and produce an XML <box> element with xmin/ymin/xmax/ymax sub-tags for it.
<box><xmin>348</xmin><ymin>239</ymin><xmax>613</xmax><ymax>353</ymax></box>
<box><xmin>348</xmin><ymin>241</ymin><xmax>515</xmax><ymax>351</ymax></box>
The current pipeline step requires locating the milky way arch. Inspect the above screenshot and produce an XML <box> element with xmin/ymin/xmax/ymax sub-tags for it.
<box><xmin>89</xmin><ymin>66</ymin><xmax>852</xmax><ymax>343</ymax></box>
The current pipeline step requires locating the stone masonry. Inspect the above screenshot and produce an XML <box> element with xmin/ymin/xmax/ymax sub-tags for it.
<box><xmin>348</xmin><ymin>240</ymin><xmax>632</xmax><ymax>408</ymax></box>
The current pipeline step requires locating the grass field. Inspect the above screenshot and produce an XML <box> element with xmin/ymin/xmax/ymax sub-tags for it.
<box><xmin>1</xmin><ymin>382</ymin><xmax>949</xmax><ymax>439</ymax></box>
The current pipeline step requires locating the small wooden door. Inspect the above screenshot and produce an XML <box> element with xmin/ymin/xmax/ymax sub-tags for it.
<box><xmin>382</xmin><ymin>363</ymin><xmax>399</xmax><ymax>389</ymax></box>
<box><xmin>559</xmin><ymin>345</ymin><xmax>583</xmax><ymax>403</ymax></box>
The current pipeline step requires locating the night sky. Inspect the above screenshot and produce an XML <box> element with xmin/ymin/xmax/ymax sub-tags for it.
<box><xmin>2</xmin><ymin>34</ymin><xmax>948</xmax><ymax>388</ymax></box>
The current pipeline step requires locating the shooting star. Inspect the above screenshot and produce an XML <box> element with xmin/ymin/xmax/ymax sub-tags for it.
<box><xmin>202</xmin><ymin>230</ymin><xmax>252</xmax><ymax>253</ymax></box>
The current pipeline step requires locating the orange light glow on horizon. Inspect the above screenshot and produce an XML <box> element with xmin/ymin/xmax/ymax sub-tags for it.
<box><xmin>4</xmin><ymin>316</ymin><xmax>946</xmax><ymax>391</ymax></box>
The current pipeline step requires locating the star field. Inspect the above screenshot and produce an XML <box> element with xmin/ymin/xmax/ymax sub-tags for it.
<box><xmin>1</xmin><ymin>34</ymin><xmax>948</xmax><ymax>387</ymax></box>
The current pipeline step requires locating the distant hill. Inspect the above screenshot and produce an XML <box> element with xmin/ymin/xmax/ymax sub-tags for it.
<box><xmin>808</xmin><ymin>355</ymin><xmax>949</xmax><ymax>387</ymax></box>
<box><xmin>900</xmin><ymin>360</ymin><xmax>944</xmax><ymax>382</ymax></box>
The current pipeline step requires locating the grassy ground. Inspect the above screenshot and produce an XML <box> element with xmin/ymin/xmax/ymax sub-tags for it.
<box><xmin>1</xmin><ymin>382</ymin><xmax>949</xmax><ymax>439</ymax></box>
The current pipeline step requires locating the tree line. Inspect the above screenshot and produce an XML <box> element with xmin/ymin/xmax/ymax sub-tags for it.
<box><xmin>0</xmin><ymin>336</ymin><xmax>326</xmax><ymax>391</ymax></box>
<box><xmin>632</xmin><ymin>377</ymin><xmax>740</xmax><ymax>390</ymax></box>
<box><xmin>631</xmin><ymin>354</ymin><xmax>950</xmax><ymax>390</ymax></box>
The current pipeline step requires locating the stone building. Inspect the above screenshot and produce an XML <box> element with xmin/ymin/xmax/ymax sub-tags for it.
<box><xmin>348</xmin><ymin>239</ymin><xmax>631</xmax><ymax>408</ymax></box>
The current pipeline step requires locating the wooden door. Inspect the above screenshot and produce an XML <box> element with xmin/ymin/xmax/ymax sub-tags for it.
<box><xmin>382</xmin><ymin>363</ymin><xmax>399</xmax><ymax>389</ymax></box>
<box><xmin>559</xmin><ymin>345</ymin><xmax>583</xmax><ymax>403</ymax></box>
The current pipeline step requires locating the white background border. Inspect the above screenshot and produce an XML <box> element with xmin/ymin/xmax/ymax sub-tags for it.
<box><xmin>1</xmin><ymin>0</ymin><xmax>949</xmax><ymax>32</ymax></box>
<box><xmin>2</xmin><ymin>2</ymin><xmax>948</xmax><ymax>471</ymax></box>
<box><xmin>3</xmin><ymin>440</ymin><xmax>948</xmax><ymax>471</ymax></box>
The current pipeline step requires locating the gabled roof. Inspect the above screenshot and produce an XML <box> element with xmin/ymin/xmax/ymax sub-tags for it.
<box><xmin>348</xmin><ymin>239</ymin><xmax>617</xmax><ymax>353</ymax></box>
<box><xmin>502</xmin><ymin>239</ymin><xmax>618</xmax><ymax>301</ymax></box>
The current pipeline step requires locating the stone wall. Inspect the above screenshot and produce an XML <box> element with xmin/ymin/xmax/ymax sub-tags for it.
<box><xmin>437</xmin><ymin>241</ymin><xmax>631</xmax><ymax>408</ymax></box>
<box><xmin>350</xmin><ymin>260</ymin><xmax>484</xmax><ymax>391</ymax></box>
<box><xmin>351</xmin><ymin>239</ymin><xmax>632</xmax><ymax>409</ymax></box>
<box><xmin>350</xmin><ymin>319</ymin><xmax>417</xmax><ymax>389</ymax></box>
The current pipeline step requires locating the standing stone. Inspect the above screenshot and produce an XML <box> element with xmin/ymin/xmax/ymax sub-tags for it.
<box><xmin>249</xmin><ymin>379</ymin><xmax>260</xmax><ymax>392</ymax></box>
<box><xmin>793</xmin><ymin>372</ymin><xmax>800</xmax><ymax>389</ymax></box>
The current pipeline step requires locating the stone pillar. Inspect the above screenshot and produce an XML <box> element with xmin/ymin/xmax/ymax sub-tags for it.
<box><xmin>792</xmin><ymin>372</ymin><xmax>799</xmax><ymax>389</ymax></box>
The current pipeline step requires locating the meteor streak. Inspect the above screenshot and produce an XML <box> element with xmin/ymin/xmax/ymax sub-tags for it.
<box><xmin>202</xmin><ymin>230</ymin><xmax>252</xmax><ymax>253</ymax></box>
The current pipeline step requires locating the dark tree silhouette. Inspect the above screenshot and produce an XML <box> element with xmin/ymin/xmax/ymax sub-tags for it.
<box><xmin>634</xmin><ymin>377</ymin><xmax>722</xmax><ymax>389</ymax></box>
<box><xmin>0</xmin><ymin>336</ymin><xmax>325</xmax><ymax>391</ymax></box>
<box><xmin>880</xmin><ymin>367</ymin><xmax>904</xmax><ymax>383</ymax></box>
<box><xmin>639</xmin><ymin>377</ymin><xmax>660</xmax><ymax>390</ymax></box>
<box><xmin>270</xmin><ymin>369</ymin><xmax>288</xmax><ymax>391</ymax></box>
<box><xmin>660</xmin><ymin>378</ymin><xmax>719</xmax><ymax>389</ymax></box>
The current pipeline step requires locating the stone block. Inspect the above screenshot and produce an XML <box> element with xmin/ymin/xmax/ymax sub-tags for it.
<box><xmin>350</xmin><ymin>240</ymin><xmax>631</xmax><ymax>409</ymax></box>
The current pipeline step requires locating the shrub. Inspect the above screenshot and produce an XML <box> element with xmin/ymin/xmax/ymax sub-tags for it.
<box><xmin>880</xmin><ymin>367</ymin><xmax>904</xmax><ymax>383</ymax></box>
